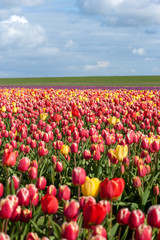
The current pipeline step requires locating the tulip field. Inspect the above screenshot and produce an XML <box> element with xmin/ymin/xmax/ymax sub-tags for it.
<box><xmin>1</xmin><ymin>86</ymin><xmax>160</xmax><ymax>240</ymax></box>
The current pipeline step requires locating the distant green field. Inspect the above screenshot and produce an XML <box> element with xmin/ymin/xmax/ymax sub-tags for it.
<box><xmin>0</xmin><ymin>76</ymin><xmax>160</xmax><ymax>86</ymax></box>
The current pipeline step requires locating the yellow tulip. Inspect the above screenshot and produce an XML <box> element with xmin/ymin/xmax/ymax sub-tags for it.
<box><xmin>81</xmin><ymin>176</ymin><xmax>101</xmax><ymax>198</ymax></box>
<box><xmin>13</xmin><ymin>107</ymin><xmax>18</xmax><ymax>113</ymax></box>
<box><xmin>109</xmin><ymin>116</ymin><xmax>117</xmax><ymax>125</ymax></box>
<box><xmin>115</xmin><ymin>145</ymin><xmax>128</xmax><ymax>162</ymax></box>
<box><xmin>60</xmin><ymin>145</ymin><xmax>70</xmax><ymax>155</ymax></box>
<box><xmin>1</xmin><ymin>106</ymin><xmax>6</xmax><ymax>112</ymax></box>
<box><xmin>40</xmin><ymin>113</ymin><xmax>48</xmax><ymax>121</ymax></box>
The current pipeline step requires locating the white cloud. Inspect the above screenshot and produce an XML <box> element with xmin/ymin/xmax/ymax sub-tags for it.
<box><xmin>152</xmin><ymin>67</ymin><xmax>159</xmax><ymax>72</ymax></box>
<box><xmin>132</xmin><ymin>48</ymin><xmax>145</xmax><ymax>56</ymax></box>
<box><xmin>77</xmin><ymin>0</ymin><xmax>160</xmax><ymax>26</ymax></box>
<box><xmin>0</xmin><ymin>15</ymin><xmax>46</xmax><ymax>48</ymax></box>
<box><xmin>65</xmin><ymin>40</ymin><xmax>74</xmax><ymax>48</ymax></box>
<box><xmin>85</xmin><ymin>61</ymin><xmax>110</xmax><ymax>70</ymax></box>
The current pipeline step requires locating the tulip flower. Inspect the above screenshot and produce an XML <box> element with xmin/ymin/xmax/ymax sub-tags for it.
<box><xmin>64</xmin><ymin>200</ymin><xmax>80</xmax><ymax>221</ymax></box>
<box><xmin>60</xmin><ymin>145</ymin><xmax>70</xmax><ymax>155</ymax></box>
<box><xmin>36</xmin><ymin>176</ymin><xmax>47</xmax><ymax>190</ymax></box>
<box><xmin>17</xmin><ymin>187</ymin><xmax>30</xmax><ymax>206</ymax></box>
<box><xmin>116</xmin><ymin>208</ymin><xmax>130</xmax><ymax>225</ymax></box>
<box><xmin>115</xmin><ymin>144</ymin><xmax>128</xmax><ymax>162</ymax></box>
<box><xmin>147</xmin><ymin>205</ymin><xmax>160</xmax><ymax>228</ymax></box>
<box><xmin>128</xmin><ymin>210</ymin><xmax>145</xmax><ymax>229</ymax></box>
<box><xmin>20</xmin><ymin>209</ymin><xmax>32</xmax><ymax>222</ymax></box>
<box><xmin>2</xmin><ymin>149</ymin><xmax>17</xmax><ymax>167</ymax></box>
<box><xmin>100</xmin><ymin>178</ymin><xmax>125</xmax><ymax>200</ymax></box>
<box><xmin>83</xmin><ymin>201</ymin><xmax>107</xmax><ymax>228</ymax></box>
<box><xmin>41</xmin><ymin>194</ymin><xmax>58</xmax><ymax>215</ymax></box>
<box><xmin>72</xmin><ymin>167</ymin><xmax>86</xmax><ymax>186</ymax></box>
<box><xmin>135</xmin><ymin>224</ymin><xmax>152</xmax><ymax>240</ymax></box>
<box><xmin>10</xmin><ymin>206</ymin><xmax>21</xmax><ymax>222</ymax></box>
<box><xmin>81</xmin><ymin>176</ymin><xmax>100</xmax><ymax>198</ymax></box>
<box><xmin>18</xmin><ymin>157</ymin><xmax>30</xmax><ymax>172</ymax></box>
<box><xmin>58</xmin><ymin>185</ymin><xmax>71</xmax><ymax>201</ymax></box>
<box><xmin>61</xmin><ymin>221</ymin><xmax>79</xmax><ymax>240</ymax></box>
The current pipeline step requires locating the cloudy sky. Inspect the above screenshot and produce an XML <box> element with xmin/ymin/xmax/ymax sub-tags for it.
<box><xmin>0</xmin><ymin>0</ymin><xmax>160</xmax><ymax>78</ymax></box>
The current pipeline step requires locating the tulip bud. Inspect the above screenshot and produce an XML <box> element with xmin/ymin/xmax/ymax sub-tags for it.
<box><xmin>147</xmin><ymin>205</ymin><xmax>160</xmax><ymax>228</ymax></box>
<box><xmin>17</xmin><ymin>187</ymin><xmax>30</xmax><ymax>206</ymax></box>
<box><xmin>116</xmin><ymin>208</ymin><xmax>130</xmax><ymax>225</ymax></box>
<box><xmin>72</xmin><ymin>167</ymin><xmax>86</xmax><ymax>186</ymax></box>
<box><xmin>141</xmin><ymin>138</ymin><xmax>149</xmax><ymax>150</ymax></box>
<box><xmin>93</xmin><ymin>150</ymin><xmax>101</xmax><ymax>161</ymax></box>
<box><xmin>135</xmin><ymin>224</ymin><xmax>152</xmax><ymax>240</ymax></box>
<box><xmin>128</xmin><ymin>210</ymin><xmax>145</xmax><ymax>229</ymax></box>
<box><xmin>55</xmin><ymin>161</ymin><xmax>63</xmax><ymax>172</ymax></box>
<box><xmin>70</xmin><ymin>143</ymin><xmax>78</xmax><ymax>153</ymax></box>
<box><xmin>58</xmin><ymin>185</ymin><xmax>71</xmax><ymax>201</ymax></box>
<box><xmin>61</xmin><ymin>221</ymin><xmax>79</xmax><ymax>240</ymax></box>
<box><xmin>83</xmin><ymin>149</ymin><xmax>91</xmax><ymax>160</ymax></box>
<box><xmin>36</xmin><ymin>176</ymin><xmax>47</xmax><ymax>190</ymax></box>
<box><xmin>64</xmin><ymin>200</ymin><xmax>80</xmax><ymax>221</ymax></box>
<box><xmin>153</xmin><ymin>185</ymin><xmax>159</xmax><ymax>197</ymax></box>
<box><xmin>8</xmin><ymin>175</ymin><xmax>19</xmax><ymax>190</ymax></box>
<box><xmin>28</xmin><ymin>167</ymin><xmax>38</xmax><ymax>180</ymax></box>
<box><xmin>21</xmin><ymin>208</ymin><xmax>32</xmax><ymax>222</ymax></box>
<box><xmin>18</xmin><ymin>157</ymin><xmax>30</xmax><ymax>172</ymax></box>
<box><xmin>52</xmin><ymin>155</ymin><xmax>57</xmax><ymax>164</ymax></box>
<box><xmin>46</xmin><ymin>185</ymin><xmax>57</xmax><ymax>196</ymax></box>
<box><xmin>10</xmin><ymin>206</ymin><xmax>21</xmax><ymax>222</ymax></box>
<box><xmin>138</xmin><ymin>165</ymin><xmax>147</xmax><ymax>177</ymax></box>
<box><xmin>132</xmin><ymin>177</ymin><xmax>141</xmax><ymax>188</ymax></box>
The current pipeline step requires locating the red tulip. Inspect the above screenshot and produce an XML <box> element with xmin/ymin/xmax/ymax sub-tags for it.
<box><xmin>58</xmin><ymin>185</ymin><xmax>71</xmax><ymax>201</ymax></box>
<box><xmin>36</xmin><ymin>176</ymin><xmax>47</xmax><ymax>190</ymax></box>
<box><xmin>72</xmin><ymin>167</ymin><xmax>86</xmax><ymax>186</ymax></box>
<box><xmin>2</xmin><ymin>149</ymin><xmax>17</xmax><ymax>167</ymax></box>
<box><xmin>41</xmin><ymin>194</ymin><xmax>58</xmax><ymax>214</ymax></box>
<box><xmin>116</xmin><ymin>208</ymin><xmax>130</xmax><ymax>225</ymax></box>
<box><xmin>147</xmin><ymin>205</ymin><xmax>160</xmax><ymax>228</ymax></box>
<box><xmin>135</xmin><ymin>224</ymin><xmax>152</xmax><ymax>240</ymax></box>
<box><xmin>128</xmin><ymin>210</ymin><xmax>145</xmax><ymax>229</ymax></box>
<box><xmin>46</xmin><ymin>185</ymin><xmax>57</xmax><ymax>196</ymax></box>
<box><xmin>100</xmin><ymin>178</ymin><xmax>125</xmax><ymax>200</ymax></box>
<box><xmin>61</xmin><ymin>221</ymin><xmax>79</xmax><ymax>240</ymax></box>
<box><xmin>83</xmin><ymin>202</ymin><xmax>107</xmax><ymax>228</ymax></box>
<box><xmin>18</xmin><ymin>157</ymin><xmax>30</xmax><ymax>172</ymax></box>
<box><xmin>21</xmin><ymin>208</ymin><xmax>32</xmax><ymax>222</ymax></box>
<box><xmin>17</xmin><ymin>187</ymin><xmax>30</xmax><ymax>206</ymax></box>
<box><xmin>64</xmin><ymin>200</ymin><xmax>80</xmax><ymax>221</ymax></box>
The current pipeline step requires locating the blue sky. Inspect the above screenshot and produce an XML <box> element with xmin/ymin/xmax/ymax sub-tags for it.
<box><xmin>0</xmin><ymin>0</ymin><xmax>160</xmax><ymax>78</ymax></box>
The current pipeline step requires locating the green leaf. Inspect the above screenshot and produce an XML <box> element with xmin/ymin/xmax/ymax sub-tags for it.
<box><xmin>142</xmin><ymin>173</ymin><xmax>160</xmax><ymax>207</ymax></box>
<box><xmin>121</xmin><ymin>226</ymin><xmax>129</xmax><ymax>240</ymax></box>
<box><xmin>108</xmin><ymin>223</ymin><xmax>119</xmax><ymax>240</ymax></box>
<box><xmin>30</xmin><ymin>219</ymin><xmax>45</xmax><ymax>235</ymax></box>
<box><xmin>49</xmin><ymin>216</ymin><xmax>61</xmax><ymax>239</ymax></box>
